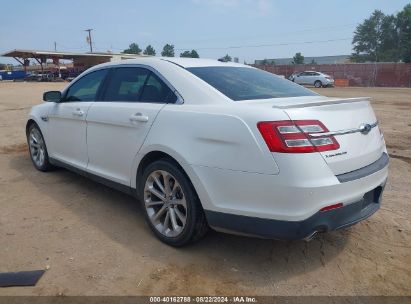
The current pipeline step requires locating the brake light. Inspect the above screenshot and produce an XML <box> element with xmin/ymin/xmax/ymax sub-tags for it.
<box><xmin>257</xmin><ymin>120</ymin><xmax>340</xmax><ymax>153</ymax></box>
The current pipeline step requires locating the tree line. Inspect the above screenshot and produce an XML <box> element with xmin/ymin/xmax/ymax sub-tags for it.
<box><xmin>123</xmin><ymin>43</ymin><xmax>236</xmax><ymax>62</ymax></box>
<box><xmin>123</xmin><ymin>43</ymin><xmax>200</xmax><ymax>58</ymax></box>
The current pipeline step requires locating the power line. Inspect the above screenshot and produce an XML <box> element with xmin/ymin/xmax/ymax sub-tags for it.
<box><xmin>172</xmin><ymin>23</ymin><xmax>357</xmax><ymax>45</ymax></box>
<box><xmin>175</xmin><ymin>38</ymin><xmax>352</xmax><ymax>51</ymax></box>
<box><xmin>82</xmin><ymin>23</ymin><xmax>357</xmax><ymax>51</ymax></box>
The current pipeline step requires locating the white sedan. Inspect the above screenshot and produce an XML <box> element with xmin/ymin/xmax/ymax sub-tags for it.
<box><xmin>26</xmin><ymin>58</ymin><xmax>388</xmax><ymax>246</ymax></box>
<box><xmin>290</xmin><ymin>71</ymin><xmax>335</xmax><ymax>87</ymax></box>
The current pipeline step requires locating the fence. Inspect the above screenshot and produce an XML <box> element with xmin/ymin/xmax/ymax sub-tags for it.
<box><xmin>253</xmin><ymin>63</ymin><xmax>411</xmax><ymax>87</ymax></box>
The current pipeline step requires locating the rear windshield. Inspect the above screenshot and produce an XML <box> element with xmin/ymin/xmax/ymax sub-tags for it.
<box><xmin>187</xmin><ymin>66</ymin><xmax>318</xmax><ymax>101</ymax></box>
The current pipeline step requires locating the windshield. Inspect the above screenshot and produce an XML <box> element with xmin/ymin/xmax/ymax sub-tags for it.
<box><xmin>187</xmin><ymin>66</ymin><xmax>318</xmax><ymax>101</ymax></box>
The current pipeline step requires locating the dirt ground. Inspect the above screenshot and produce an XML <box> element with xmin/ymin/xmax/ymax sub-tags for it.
<box><xmin>0</xmin><ymin>82</ymin><xmax>410</xmax><ymax>296</ymax></box>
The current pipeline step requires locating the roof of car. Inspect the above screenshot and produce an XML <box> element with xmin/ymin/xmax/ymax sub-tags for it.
<box><xmin>159</xmin><ymin>57</ymin><xmax>245</xmax><ymax>68</ymax></box>
<box><xmin>92</xmin><ymin>57</ymin><xmax>247</xmax><ymax>70</ymax></box>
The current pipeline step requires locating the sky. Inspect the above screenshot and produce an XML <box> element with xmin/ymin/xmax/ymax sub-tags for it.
<box><xmin>0</xmin><ymin>0</ymin><xmax>409</xmax><ymax>64</ymax></box>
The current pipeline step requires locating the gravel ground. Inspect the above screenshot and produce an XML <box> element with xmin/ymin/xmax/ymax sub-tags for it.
<box><xmin>0</xmin><ymin>82</ymin><xmax>410</xmax><ymax>296</ymax></box>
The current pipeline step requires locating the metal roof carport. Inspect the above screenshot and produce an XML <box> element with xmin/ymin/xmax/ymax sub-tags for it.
<box><xmin>1</xmin><ymin>49</ymin><xmax>141</xmax><ymax>74</ymax></box>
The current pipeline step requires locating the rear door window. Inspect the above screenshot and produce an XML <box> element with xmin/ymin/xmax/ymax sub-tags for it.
<box><xmin>102</xmin><ymin>67</ymin><xmax>177</xmax><ymax>103</ymax></box>
<box><xmin>103</xmin><ymin>67</ymin><xmax>150</xmax><ymax>102</ymax></box>
<box><xmin>140</xmin><ymin>73</ymin><xmax>177</xmax><ymax>103</ymax></box>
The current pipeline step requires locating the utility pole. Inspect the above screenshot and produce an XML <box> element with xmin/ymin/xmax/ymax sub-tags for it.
<box><xmin>85</xmin><ymin>29</ymin><xmax>93</xmax><ymax>53</ymax></box>
<box><xmin>54</xmin><ymin>41</ymin><xmax>57</xmax><ymax>51</ymax></box>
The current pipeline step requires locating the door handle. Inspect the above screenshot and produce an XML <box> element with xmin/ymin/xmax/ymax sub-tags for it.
<box><xmin>130</xmin><ymin>113</ymin><xmax>149</xmax><ymax>123</ymax></box>
<box><xmin>72</xmin><ymin>109</ymin><xmax>84</xmax><ymax>117</ymax></box>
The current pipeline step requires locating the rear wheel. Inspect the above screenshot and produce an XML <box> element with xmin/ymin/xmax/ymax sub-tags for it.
<box><xmin>140</xmin><ymin>159</ymin><xmax>208</xmax><ymax>246</ymax></box>
<box><xmin>314</xmin><ymin>80</ymin><xmax>322</xmax><ymax>88</ymax></box>
<box><xmin>27</xmin><ymin>123</ymin><xmax>54</xmax><ymax>171</ymax></box>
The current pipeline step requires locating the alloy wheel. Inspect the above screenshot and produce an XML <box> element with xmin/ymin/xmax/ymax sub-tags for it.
<box><xmin>29</xmin><ymin>127</ymin><xmax>46</xmax><ymax>168</ymax></box>
<box><xmin>144</xmin><ymin>170</ymin><xmax>188</xmax><ymax>237</ymax></box>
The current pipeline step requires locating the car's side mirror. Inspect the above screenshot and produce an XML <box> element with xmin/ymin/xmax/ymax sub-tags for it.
<box><xmin>43</xmin><ymin>91</ymin><xmax>62</xmax><ymax>102</ymax></box>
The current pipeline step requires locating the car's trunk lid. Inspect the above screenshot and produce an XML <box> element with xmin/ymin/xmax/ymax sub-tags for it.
<box><xmin>278</xmin><ymin>96</ymin><xmax>385</xmax><ymax>175</ymax></box>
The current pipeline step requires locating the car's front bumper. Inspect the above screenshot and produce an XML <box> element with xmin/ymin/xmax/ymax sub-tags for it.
<box><xmin>205</xmin><ymin>184</ymin><xmax>385</xmax><ymax>240</ymax></box>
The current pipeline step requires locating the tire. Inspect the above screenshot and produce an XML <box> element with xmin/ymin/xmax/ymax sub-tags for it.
<box><xmin>139</xmin><ymin>159</ymin><xmax>208</xmax><ymax>246</ymax></box>
<box><xmin>27</xmin><ymin>123</ymin><xmax>54</xmax><ymax>171</ymax></box>
<box><xmin>314</xmin><ymin>80</ymin><xmax>322</xmax><ymax>88</ymax></box>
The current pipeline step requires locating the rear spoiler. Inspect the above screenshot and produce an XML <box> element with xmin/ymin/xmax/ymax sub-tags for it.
<box><xmin>272</xmin><ymin>97</ymin><xmax>371</xmax><ymax>109</ymax></box>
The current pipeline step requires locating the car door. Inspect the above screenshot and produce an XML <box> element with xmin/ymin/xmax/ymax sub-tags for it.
<box><xmin>47</xmin><ymin>68</ymin><xmax>108</xmax><ymax>169</ymax></box>
<box><xmin>294</xmin><ymin>72</ymin><xmax>306</xmax><ymax>84</ymax></box>
<box><xmin>309</xmin><ymin>72</ymin><xmax>320</xmax><ymax>85</ymax></box>
<box><xmin>86</xmin><ymin>66</ymin><xmax>177</xmax><ymax>186</ymax></box>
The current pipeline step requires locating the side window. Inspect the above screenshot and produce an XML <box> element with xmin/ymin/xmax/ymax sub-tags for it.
<box><xmin>140</xmin><ymin>73</ymin><xmax>177</xmax><ymax>103</ymax></box>
<box><xmin>103</xmin><ymin>67</ymin><xmax>150</xmax><ymax>102</ymax></box>
<box><xmin>65</xmin><ymin>69</ymin><xmax>108</xmax><ymax>102</ymax></box>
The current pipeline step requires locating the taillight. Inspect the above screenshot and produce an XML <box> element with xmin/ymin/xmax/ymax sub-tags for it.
<box><xmin>257</xmin><ymin>120</ymin><xmax>340</xmax><ymax>153</ymax></box>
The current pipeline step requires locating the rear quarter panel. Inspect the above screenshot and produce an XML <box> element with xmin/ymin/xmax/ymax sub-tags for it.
<box><xmin>133</xmin><ymin>103</ymin><xmax>289</xmax><ymax>211</ymax></box>
<box><xmin>141</xmin><ymin>104</ymin><xmax>288</xmax><ymax>171</ymax></box>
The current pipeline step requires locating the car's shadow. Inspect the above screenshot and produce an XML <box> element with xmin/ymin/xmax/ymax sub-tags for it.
<box><xmin>9</xmin><ymin>153</ymin><xmax>349</xmax><ymax>291</ymax></box>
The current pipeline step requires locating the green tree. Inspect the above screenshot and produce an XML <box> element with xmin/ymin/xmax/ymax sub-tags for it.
<box><xmin>220</xmin><ymin>54</ymin><xmax>232</xmax><ymax>62</ymax></box>
<box><xmin>397</xmin><ymin>4</ymin><xmax>411</xmax><ymax>62</ymax></box>
<box><xmin>292</xmin><ymin>52</ymin><xmax>304</xmax><ymax>64</ymax></box>
<box><xmin>180</xmin><ymin>49</ymin><xmax>200</xmax><ymax>58</ymax></box>
<box><xmin>143</xmin><ymin>45</ymin><xmax>156</xmax><ymax>56</ymax></box>
<box><xmin>351</xmin><ymin>10</ymin><xmax>401</xmax><ymax>62</ymax></box>
<box><xmin>0</xmin><ymin>63</ymin><xmax>6</xmax><ymax>70</ymax></box>
<box><xmin>190</xmin><ymin>49</ymin><xmax>199</xmax><ymax>58</ymax></box>
<box><xmin>379</xmin><ymin>14</ymin><xmax>400</xmax><ymax>62</ymax></box>
<box><xmin>161</xmin><ymin>44</ymin><xmax>175</xmax><ymax>57</ymax></box>
<box><xmin>123</xmin><ymin>43</ymin><xmax>142</xmax><ymax>55</ymax></box>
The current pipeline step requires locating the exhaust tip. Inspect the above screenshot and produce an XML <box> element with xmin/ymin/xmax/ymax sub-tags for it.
<box><xmin>303</xmin><ymin>231</ymin><xmax>319</xmax><ymax>242</ymax></box>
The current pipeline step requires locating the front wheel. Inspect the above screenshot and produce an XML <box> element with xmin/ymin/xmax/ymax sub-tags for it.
<box><xmin>27</xmin><ymin>123</ymin><xmax>54</xmax><ymax>171</ymax></box>
<box><xmin>139</xmin><ymin>159</ymin><xmax>208</xmax><ymax>246</ymax></box>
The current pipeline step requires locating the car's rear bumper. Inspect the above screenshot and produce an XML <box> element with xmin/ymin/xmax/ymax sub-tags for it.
<box><xmin>205</xmin><ymin>184</ymin><xmax>385</xmax><ymax>240</ymax></box>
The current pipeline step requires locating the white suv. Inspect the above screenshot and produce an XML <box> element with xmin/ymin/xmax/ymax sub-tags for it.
<box><xmin>290</xmin><ymin>71</ymin><xmax>334</xmax><ymax>88</ymax></box>
<box><xmin>26</xmin><ymin>58</ymin><xmax>388</xmax><ymax>246</ymax></box>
